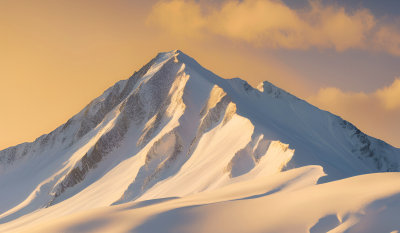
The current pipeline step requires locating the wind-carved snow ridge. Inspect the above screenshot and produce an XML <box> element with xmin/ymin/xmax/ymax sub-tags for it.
<box><xmin>227</xmin><ymin>133</ymin><xmax>294</xmax><ymax>178</ymax></box>
<box><xmin>187</xmin><ymin>85</ymin><xmax>236</xmax><ymax>156</ymax></box>
<box><xmin>114</xmin><ymin>72</ymin><xmax>242</xmax><ymax>204</ymax></box>
<box><xmin>0</xmin><ymin>50</ymin><xmax>399</xmax><ymax>232</ymax></box>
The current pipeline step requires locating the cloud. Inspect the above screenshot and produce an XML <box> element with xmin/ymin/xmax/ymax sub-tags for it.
<box><xmin>308</xmin><ymin>87</ymin><xmax>370</xmax><ymax>111</ymax></box>
<box><xmin>148</xmin><ymin>0</ymin><xmax>400</xmax><ymax>56</ymax></box>
<box><xmin>147</xmin><ymin>0</ymin><xmax>205</xmax><ymax>37</ymax></box>
<box><xmin>207</xmin><ymin>0</ymin><xmax>375</xmax><ymax>51</ymax></box>
<box><xmin>307</xmin><ymin>78</ymin><xmax>400</xmax><ymax>147</ymax></box>
<box><xmin>376</xmin><ymin>78</ymin><xmax>400</xmax><ymax>110</ymax></box>
<box><xmin>310</xmin><ymin>77</ymin><xmax>400</xmax><ymax>112</ymax></box>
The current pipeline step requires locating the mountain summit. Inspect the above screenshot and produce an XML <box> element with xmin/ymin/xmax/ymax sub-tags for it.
<box><xmin>1</xmin><ymin>50</ymin><xmax>399</xmax><ymax>233</ymax></box>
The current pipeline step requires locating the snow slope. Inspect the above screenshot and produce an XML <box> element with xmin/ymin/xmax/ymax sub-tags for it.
<box><xmin>0</xmin><ymin>50</ymin><xmax>399</xmax><ymax>232</ymax></box>
<box><xmin>3</xmin><ymin>166</ymin><xmax>400</xmax><ymax>233</ymax></box>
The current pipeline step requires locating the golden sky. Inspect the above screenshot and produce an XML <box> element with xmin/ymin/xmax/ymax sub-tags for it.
<box><xmin>1</xmin><ymin>0</ymin><xmax>400</xmax><ymax>149</ymax></box>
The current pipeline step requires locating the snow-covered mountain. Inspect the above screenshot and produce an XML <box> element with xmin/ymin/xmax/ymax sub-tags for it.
<box><xmin>0</xmin><ymin>50</ymin><xmax>399</xmax><ymax>233</ymax></box>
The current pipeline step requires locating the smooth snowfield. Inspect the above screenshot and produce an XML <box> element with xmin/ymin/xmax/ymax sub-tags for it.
<box><xmin>2</xmin><ymin>166</ymin><xmax>400</xmax><ymax>233</ymax></box>
<box><xmin>0</xmin><ymin>50</ymin><xmax>399</xmax><ymax>232</ymax></box>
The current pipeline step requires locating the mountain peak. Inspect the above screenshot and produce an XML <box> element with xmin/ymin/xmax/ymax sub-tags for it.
<box><xmin>154</xmin><ymin>49</ymin><xmax>189</xmax><ymax>64</ymax></box>
<box><xmin>0</xmin><ymin>50</ymin><xmax>399</xmax><ymax>229</ymax></box>
<box><xmin>155</xmin><ymin>49</ymin><xmax>180</xmax><ymax>61</ymax></box>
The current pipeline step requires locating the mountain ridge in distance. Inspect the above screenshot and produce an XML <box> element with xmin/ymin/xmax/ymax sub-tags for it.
<box><xmin>0</xmin><ymin>50</ymin><xmax>399</xmax><ymax>233</ymax></box>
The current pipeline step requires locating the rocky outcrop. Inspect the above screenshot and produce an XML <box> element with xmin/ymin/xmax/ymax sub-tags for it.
<box><xmin>337</xmin><ymin>119</ymin><xmax>399</xmax><ymax>171</ymax></box>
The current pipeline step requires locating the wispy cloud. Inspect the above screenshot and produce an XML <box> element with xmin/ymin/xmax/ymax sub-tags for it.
<box><xmin>148</xmin><ymin>0</ymin><xmax>400</xmax><ymax>55</ymax></box>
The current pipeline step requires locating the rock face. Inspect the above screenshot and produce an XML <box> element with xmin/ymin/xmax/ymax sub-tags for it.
<box><xmin>0</xmin><ymin>50</ymin><xmax>399</xmax><ymax>223</ymax></box>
